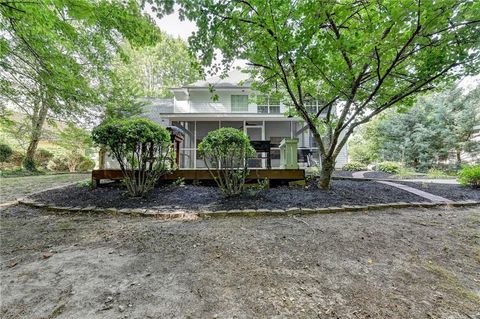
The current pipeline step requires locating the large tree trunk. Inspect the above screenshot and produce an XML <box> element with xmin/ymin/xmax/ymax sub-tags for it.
<box><xmin>318</xmin><ymin>156</ymin><xmax>335</xmax><ymax>189</ymax></box>
<box><xmin>23</xmin><ymin>98</ymin><xmax>48</xmax><ymax>171</ymax></box>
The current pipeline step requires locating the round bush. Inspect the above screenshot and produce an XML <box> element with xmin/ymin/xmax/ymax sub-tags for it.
<box><xmin>198</xmin><ymin>127</ymin><xmax>256</xmax><ymax>196</ymax></box>
<box><xmin>34</xmin><ymin>149</ymin><xmax>54</xmax><ymax>169</ymax></box>
<box><xmin>76</xmin><ymin>156</ymin><xmax>95</xmax><ymax>172</ymax></box>
<box><xmin>47</xmin><ymin>156</ymin><xmax>70</xmax><ymax>172</ymax></box>
<box><xmin>458</xmin><ymin>164</ymin><xmax>480</xmax><ymax>188</ymax></box>
<box><xmin>92</xmin><ymin>118</ymin><xmax>172</xmax><ymax>197</ymax></box>
<box><xmin>342</xmin><ymin>162</ymin><xmax>368</xmax><ymax>171</ymax></box>
<box><xmin>92</xmin><ymin>118</ymin><xmax>170</xmax><ymax>151</ymax></box>
<box><xmin>0</xmin><ymin>143</ymin><xmax>13</xmax><ymax>162</ymax></box>
<box><xmin>377</xmin><ymin>161</ymin><xmax>401</xmax><ymax>174</ymax></box>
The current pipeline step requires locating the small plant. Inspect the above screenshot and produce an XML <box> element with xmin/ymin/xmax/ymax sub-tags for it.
<box><xmin>0</xmin><ymin>143</ymin><xmax>13</xmax><ymax>162</ymax></box>
<box><xmin>92</xmin><ymin>118</ymin><xmax>173</xmax><ymax>197</ymax></box>
<box><xmin>458</xmin><ymin>164</ymin><xmax>480</xmax><ymax>188</ymax></box>
<box><xmin>244</xmin><ymin>178</ymin><xmax>269</xmax><ymax>196</ymax></box>
<box><xmin>76</xmin><ymin>180</ymin><xmax>93</xmax><ymax>188</ymax></box>
<box><xmin>377</xmin><ymin>161</ymin><xmax>401</xmax><ymax>174</ymax></box>
<box><xmin>198</xmin><ymin>127</ymin><xmax>256</xmax><ymax>196</ymax></box>
<box><xmin>342</xmin><ymin>162</ymin><xmax>367</xmax><ymax>171</ymax></box>
<box><xmin>305</xmin><ymin>165</ymin><xmax>320</xmax><ymax>176</ymax></box>
<box><xmin>173</xmin><ymin>177</ymin><xmax>186</xmax><ymax>186</ymax></box>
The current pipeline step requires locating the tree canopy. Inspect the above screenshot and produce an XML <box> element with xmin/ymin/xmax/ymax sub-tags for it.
<box><xmin>350</xmin><ymin>84</ymin><xmax>480</xmax><ymax>170</ymax></box>
<box><xmin>153</xmin><ymin>0</ymin><xmax>480</xmax><ymax>188</ymax></box>
<box><xmin>113</xmin><ymin>39</ymin><xmax>201</xmax><ymax>98</ymax></box>
<box><xmin>0</xmin><ymin>0</ymin><xmax>161</xmax><ymax>169</ymax></box>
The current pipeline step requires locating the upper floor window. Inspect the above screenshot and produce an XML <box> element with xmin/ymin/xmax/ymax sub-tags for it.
<box><xmin>231</xmin><ymin>95</ymin><xmax>248</xmax><ymax>112</ymax></box>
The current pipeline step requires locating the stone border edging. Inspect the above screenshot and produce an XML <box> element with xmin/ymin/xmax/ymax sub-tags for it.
<box><xmin>15</xmin><ymin>198</ymin><xmax>480</xmax><ymax>220</ymax></box>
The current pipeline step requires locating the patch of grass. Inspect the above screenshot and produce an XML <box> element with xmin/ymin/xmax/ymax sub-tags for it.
<box><xmin>76</xmin><ymin>179</ymin><xmax>93</xmax><ymax>188</ymax></box>
<box><xmin>424</xmin><ymin>262</ymin><xmax>480</xmax><ymax>304</ymax></box>
<box><xmin>426</xmin><ymin>168</ymin><xmax>456</xmax><ymax>179</ymax></box>
<box><xmin>56</xmin><ymin>221</ymin><xmax>75</xmax><ymax>231</ymax></box>
<box><xmin>0</xmin><ymin>173</ymin><xmax>90</xmax><ymax>203</ymax></box>
<box><xmin>394</xmin><ymin>167</ymin><xmax>417</xmax><ymax>179</ymax></box>
<box><xmin>0</xmin><ymin>168</ymin><xmax>47</xmax><ymax>178</ymax></box>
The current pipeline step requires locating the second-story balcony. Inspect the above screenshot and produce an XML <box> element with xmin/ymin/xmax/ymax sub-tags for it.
<box><xmin>174</xmin><ymin>100</ymin><xmax>289</xmax><ymax>114</ymax></box>
<box><xmin>146</xmin><ymin>98</ymin><xmax>327</xmax><ymax>116</ymax></box>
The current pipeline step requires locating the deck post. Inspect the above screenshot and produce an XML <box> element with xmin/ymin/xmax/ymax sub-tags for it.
<box><xmin>280</xmin><ymin>138</ymin><xmax>299</xmax><ymax>169</ymax></box>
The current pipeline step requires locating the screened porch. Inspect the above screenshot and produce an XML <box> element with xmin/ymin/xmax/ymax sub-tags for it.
<box><xmin>171</xmin><ymin>120</ymin><xmax>320</xmax><ymax>169</ymax></box>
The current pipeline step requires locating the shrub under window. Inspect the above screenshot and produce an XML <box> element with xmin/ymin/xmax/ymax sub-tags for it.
<box><xmin>92</xmin><ymin>118</ymin><xmax>172</xmax><ymax>197</ymax></box>
<box><xmin>198</xmin><ymin>127</ymin><xmax>256</xmax><ymax>196</ymax></box>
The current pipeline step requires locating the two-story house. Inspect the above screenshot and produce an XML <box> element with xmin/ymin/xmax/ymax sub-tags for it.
<box><xmin>143</xmin><ymin>69</ymin><xmax>348</xmax><ymax>170</ymax></box>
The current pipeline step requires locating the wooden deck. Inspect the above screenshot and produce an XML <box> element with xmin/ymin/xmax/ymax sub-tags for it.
<box><xmin>92</xmin><ymin>169</ymin><xmax>305</xmax><ymax>186</ymax></box>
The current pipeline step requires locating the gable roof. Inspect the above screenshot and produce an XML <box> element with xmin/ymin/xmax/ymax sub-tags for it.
<box><xmin>182</xmin><ymin>69</ymin><xmax>252</xmax><ymax>89</ymax></box>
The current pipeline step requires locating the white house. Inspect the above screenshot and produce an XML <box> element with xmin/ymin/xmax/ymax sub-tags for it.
<box><xmin>143</xmin><ymin>69</ymin><xmax>348</xmax><ymax>169</ymax></box>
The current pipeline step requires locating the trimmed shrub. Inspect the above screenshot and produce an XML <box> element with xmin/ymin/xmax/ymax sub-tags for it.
<box><xmin>377</xmin><ymin>161</ymin><xmax>401</xmax><ymax>174</ymax></box>
<box><xmin>47</xmin><ymin>156</ymin><xmax>69</xmax><ymax>172</ymax></box>
<box><xmin>342</xmin><ymin>162</ymin><xmax>367</xmax><ymax>171</ymax></box>
<box><xmin>92</xmin><ymin>118</ymin><xmax>172</xmax><ymax>197</ymax></box>
<box><xmin>458</xmin><ymin>164</ymin><xmax>480</xmax><ymax>188</ymax></box>
<box><xmin>0</xmin><ymin>143</ymin><xmax>13</xmax><ymax>162</ymax></box>
<box><xmin>34</xmin><ymin>149</ymin><xmax>54</xmax><ymax>169</ymax></box>
<box><xmin>198</xmin><ymin>127</ymin><xmax>256</xmax><ymax>196</ymax></box>
<box><xmin>10</xmin><ymin>151</ymin><xmax>25</xmax><ymax>166</ymax></box>
<box><xmin>76</xmin><ymin>156</ymin><xmax>95</xmax><ymax>172</ymax></box>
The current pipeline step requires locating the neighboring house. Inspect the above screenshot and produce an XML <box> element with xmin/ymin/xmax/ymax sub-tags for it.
<box><xmin>142</xmin><ymin>69</ymin><xmax>348</xmax><ymax>169</ymax></box>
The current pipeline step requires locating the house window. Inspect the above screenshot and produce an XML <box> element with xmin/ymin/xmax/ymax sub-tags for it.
<box><xmin>231</xmin><ymin>95</ymin><xmax>248</xmax><ymax>112</ymax></box>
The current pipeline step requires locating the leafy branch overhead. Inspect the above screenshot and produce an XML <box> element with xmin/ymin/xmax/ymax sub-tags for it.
<box><xmin>0</xmin><ymin>0</ymin><xmax>161</xmax><ymax>170</ymax></box>
<box><xmin>151</xmin><ymin>0</ymin><xmax>480</xmax><ymax>188</ymax></box>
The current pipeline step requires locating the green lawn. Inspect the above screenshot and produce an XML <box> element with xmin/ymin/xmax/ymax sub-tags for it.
<box><xmin>0</xmin><ymin>173</ymin><xmax>90</xmax><ymax>203</ymax></box>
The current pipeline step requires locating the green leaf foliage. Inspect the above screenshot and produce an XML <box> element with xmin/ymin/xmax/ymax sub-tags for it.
<box><xmin>368</xmin><ymin>85</ymin><xmax>480</xmax><ymax>170</ymax></box>
<box><xmin>198</xmin><ymin>128</ymin><xmax>256</xmax><ymax>196</ymax></box>
<box><xmin>92</xmin><ymin>118</ymin><xmax>172</xmax><ymax>197</ymax></box>
<box><xmin>377</xmin><ymin>161</ymin><xmax>402</xmax><ymax>174</ymax></box>
<box><xmin>458</xmin><ymin>164</ymin><xmax>480</xmax><ymax>188</ymax></box>
<box><xmin>0</xmin><ymin>0</ymin><xmax>161</xmax><ymax>169</ymax></box>
<box><xmin>151</xmin><ymin>0</ymin><xmax>480</xmax><ymax>188</ymax></box>
<box><xmin>342</xmin><ymin>162</ymin><xmax>367</xmax><ymax>172</ymax></box>
<box><xmin>0</xmin><ymin>143</ymin><xmax>13</xmax><ymax>162</ymax></box>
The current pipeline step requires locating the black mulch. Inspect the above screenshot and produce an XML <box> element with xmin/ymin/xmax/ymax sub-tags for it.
<box><xmin>30</xmin><ymin>179</ymin><xmax>429</xmax><ymax>212</ymax></box>
<box><xmin>396</xmin><ymin>181</ymin><xmax>480</xmax><ymax>201</ymax></box>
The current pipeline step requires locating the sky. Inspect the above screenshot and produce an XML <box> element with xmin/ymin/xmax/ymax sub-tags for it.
<box><xmin>154</xmin><ymin>9</ymin><xmax>197</xmax><ymax>41</ymax></box>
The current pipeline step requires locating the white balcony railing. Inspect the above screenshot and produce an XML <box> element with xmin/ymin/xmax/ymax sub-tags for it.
<box><xmin>151</xmin><ymin>99</ymin><xmax>326</xmax><ymax>115</ymax></box>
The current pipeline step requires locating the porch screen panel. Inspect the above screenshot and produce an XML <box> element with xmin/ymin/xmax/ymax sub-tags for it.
<box><xmin>231</xmin><ymin>95</ymin><xmax>248</xmax><ymax>112</ymax></box>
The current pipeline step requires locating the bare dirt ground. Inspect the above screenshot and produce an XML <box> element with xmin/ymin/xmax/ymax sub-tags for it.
<box><xmin>1</xmin><ymin>205</ymin><xmax>479</xmax><ymax>318</ymax></box>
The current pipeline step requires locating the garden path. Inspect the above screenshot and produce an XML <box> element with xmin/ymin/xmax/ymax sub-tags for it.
<box><xmin>377</xmin><ymin>180</ymin><xmax>452</xmax><ymax>203</ymax></box>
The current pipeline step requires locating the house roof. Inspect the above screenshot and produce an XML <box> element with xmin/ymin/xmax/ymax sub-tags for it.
<box><xmin>180</xmin><ymin>69</ymin><xmax>252</xmax><ymax>89</ymax></box>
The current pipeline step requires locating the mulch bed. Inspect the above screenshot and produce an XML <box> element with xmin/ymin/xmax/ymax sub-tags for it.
<box><xmin>396</xmin><ymin>181</ymin><xmax>480</xmax><ymax>201</ymax></box>
<box><xmin>29</xmin><ymin>179</ymin><xmax>428</xmax><ymax>212</ymax></box>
